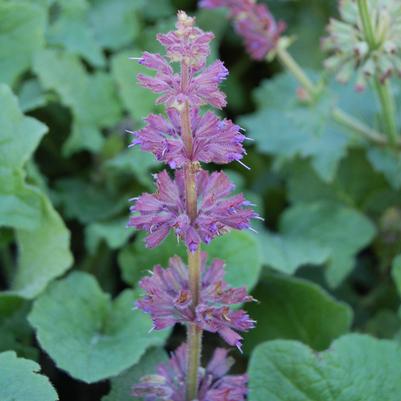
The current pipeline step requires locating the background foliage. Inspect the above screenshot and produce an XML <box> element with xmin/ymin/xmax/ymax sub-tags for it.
<box><xmin>0</xmin><ymin>0</ymin><xmax>401</xmax><ymax>400</ymax></box>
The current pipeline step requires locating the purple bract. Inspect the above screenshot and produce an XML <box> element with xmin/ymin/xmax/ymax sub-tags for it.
<box><xmin>128</xmin><ymin>170</ymin><xmax>258</xmax><ymax>251</ymax></box>
<box><xmin>136</xmin><ymin>254</ymin><xmax>255</xmax><ymax>349</ymax></box>
<box><xmin>132</xmin><ymin>344</ymin><xmax>248</xmax><ymax>401</ymax></box>
<box><xmin>129</xmin><ymin>107</ymin><xmax>246</xmax><ymax>168</ymax></box>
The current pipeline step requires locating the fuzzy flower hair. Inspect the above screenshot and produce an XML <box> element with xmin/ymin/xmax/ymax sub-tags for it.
<box><xmin>132</xmin><ymin>344</ymin><xmax>248</xmax><ymax>401</ymax></box>
<box><xmin>129</xmin><ymin>170</ymin><xmax>258</xmax><ymax>251</ymax></box>
<box><xmin>136</xmin><ymin>254</ymin><xmax>255</xmax><ymax>349</ymax></box>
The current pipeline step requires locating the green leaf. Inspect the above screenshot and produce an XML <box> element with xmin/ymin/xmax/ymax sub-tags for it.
<box><xmin>47</xmin><ymin>0</ymin><xmax>105</xmax><ymax>67</ymax></box>
<box><xmin>33</xmin><ymin>49</ymin><xmax>122</xmax><ymax>155</ymax></box>
<box><xmin>9</xmin><ymin>190</ymin><xmax>73</xmax><ymax>299</ymax></box>
<box><xmin>54</xmin><ymin>178</ymin><xmax>128</xmax><ymax>224</ymax></box>
<box><xmin>263</xmin><ymin>201</ymin><xmax>376</xmax><ymax>287</ymax></box>
<box><xmin>140</xmin><ymin>0</ymin><xmax>173</xmax><ymax>20</ymax></box>
<box><xmin>111</xmin><ymin>50</ymin><xmax>158</xmax><ymax>121</ymax></box>
<box><xmin>286</xmin><ymin>151</ymin><xmax>391</xmax><ymax>212</ymax></box>
<box><xmin>0</xmin><ymin>351</ymin><xmax>58</xmax><ymax>401</ymax></box>
<box><xmin>29</xmin><ymin>272</ymin><xmax>170</xmax><ymax>383</ymax></box>
<box><xmin>0</xmin><ymin>84</ymin><xmax>47</xmax><ymax>230</ymax></box>
<box><xmin>0</xmin><ymin>298</ymin><xmax>38</xmax><ymax>359</ymax></box>
<box><xmin>119</xmin><ymin>231</ymin><xmax>262</xmax><ymax>291</ymax></box>
<box><xmin>392</xmin><ymin>254</ymin><xmax>401</xmax><ymax>297</ymax></box>
<box><xmin>102</xmin><ymin>347</ymin><xmax>167</xmax><ymax>401</ymax></box>
<box><xmin>368</xmin><ymin>148</ymin><xmax>401</xmax><ymax>190</ymax></box>
<box><xmin>240</xmin><ymin>73</ymin><xmax>349</xmax><ymax>182</ymax></box>
<box><xmin>0</xmin><ymin>2</ymin><xmax>46</xmax><ymax>86</ymax></box>
<box><xmin>18</xmin><ymin>79</ymin><xmax>47</xmax><ymax>112</ymax></box>
<box><xmin>248</xmin><ymin>334</ymin><xmax>401</xmax><ymax>401</ymax></box>
<box><xmin>105</xmin><ymin>147</ymin><xmax>159</xmax><ymax>189</ymax></box>
<box><xmin>364</xmin><ymin>310</ymin><xmax>401</xmax><ymax>339</ymax></box>
<box><xmin>89</xmin><ymin>0</ymin><xmax>142</xmax><ymax>50</ymax></box>
<box><xmin>85</xmin><ymin>218</ymin><xmax>132</xmax><ymax>254</ymax></box>
<box><xmin>0</xmin><ymin>169</ymin><xmax>42</xmax><ymax>230</ymax></box>
<box><xmin>244</xmin><ymin>273</ymin><xmax>352</xmax><ymax>353</ymax></box>
<box><xmin>259</xmin><ymin>230</ymin><xmax>330</xmax><ymax>275</ymax></box>
<box><xmin>0</xmin><ymin>84</ymin><xmax>47</xmax><ymax>169</ymax></box>
<box><xmin>204</xmin><ymin>231</ymin><xmax>262</xmax><ymax>290</ymax></box>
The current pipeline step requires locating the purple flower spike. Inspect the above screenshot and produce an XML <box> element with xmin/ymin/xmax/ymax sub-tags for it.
<box><xmin>200</xmin><ymin>0</ymin><xmax>286</xmax><ymax>60</ymax></box>
<box><xmin>128</xmin><ymin>170</ymin><xmax>258</xmax><ymax>250</ymax></box>
<box><xmin>130</xmin><ymin>108</ymin><xmax>246</xmax><ymax>168</ymax></box>
<box><xmin>157</xmin><ymin>10</ymin><xmax>215</xmax><ymax>70</ymax></box>
<box><xmin>136</xmin><ymin>254</ymin><xmax>255</xmax><ymax>347</ymax></box>
<box><xmin>132</xmin><ymin>344</ymin><xmax>248</xmax><ymax>401</ymax></box>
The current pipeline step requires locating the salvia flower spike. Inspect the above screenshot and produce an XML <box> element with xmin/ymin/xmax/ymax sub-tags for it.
<box><xmin>322</xmin><ymin>0</ymin><xmax>401</xmax><ymax>91</ymax></box>
<box><xmin>199</xmin><ymin>0</ymin><xmax>286</xmax><ymax>60</ymax></box>
<box><xmin>128</xmin><ymin>10</ymin><xmax>257</xmax><ymax>401</ymax></box>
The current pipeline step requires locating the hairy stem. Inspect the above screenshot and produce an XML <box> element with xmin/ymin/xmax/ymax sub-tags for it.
<box><xmin>275</xmin><ymin>45</ymin><xmax>393</xmax><ymax>147</ymax></box>
<box><xmin>179</xmin><ymin>87</ymin><xmax>202</xmax><ymax>399</ymax></box>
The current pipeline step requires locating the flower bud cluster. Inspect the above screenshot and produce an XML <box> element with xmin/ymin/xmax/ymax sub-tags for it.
<box><xmin>128</xmin><ymin>11</ymin><xmax>257</xmax><ymax>400</ymax></box>
<box><xmin>322</xmin><ymin>0</ymin><xmax>401</xmax><ymax>91</ymax></box>
<box><xmin>199</xmin><ymin>0</ymin><xmax>286</xmax><ymax>60</ymax></box>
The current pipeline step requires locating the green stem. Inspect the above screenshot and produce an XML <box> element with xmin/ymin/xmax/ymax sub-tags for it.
<box><xmin>374</xmin><ymin>78</ymin><xmax>398</xmax><ymax>145</ymax></box>
<box><xmin>275</xmin><ymin>45</ymin><xmax>393</xmax><ymax>147</ymax></box>
<box><xmin>357</xmin><ymin>0</ymin><xmax>377</xmax><ymax>49</ymax></box>
<box><xmin>180</xmin><ymin>86</ymin><xmax>202</xmax><ymax>400</ymax></box>
<box><xmin>276</xmin><ymin>46</ymin><xmax>316</xmax><ymax>95</ymax></box>
<box><xmin>186</xmin><ymin>249</ymin><xmax>202</xmax><ymax>401</ymax></box>
<box><xmin>356</xmin><ymin>0</ymin><xmax>399</xmax><ymax>144</ymax></box>
<box><xmin>332</xmin><ymin>108</ymin><xmax>387</xmax><ymax>145</ymax></box>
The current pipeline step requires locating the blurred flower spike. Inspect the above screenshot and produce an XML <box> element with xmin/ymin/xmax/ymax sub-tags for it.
<box><xmin>199</xmin><ymin>0</ymin><xmax>286</xmax><ymax>60</ymax></box>
<box><xmin>322</xmin><ymin>0</ymin><xmax>401</xmax><ymax>91</ymax></box>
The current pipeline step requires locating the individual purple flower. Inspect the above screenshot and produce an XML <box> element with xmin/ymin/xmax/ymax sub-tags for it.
<box><xmin>136</xmin><ymin>254</ymin><xmax>255</xmax><ymax>348</ymax></box>
<box><xmin>199</xmin><ymin>0</ymin><xmax>286</xmax><ymax>60</ymax></box>
<box><xmin>132</xmin><ymin>344</ymin><xmax>248</xmax><ymax>401</ymax></box>
<box><xmin>128</xmin><ymin>107</ymin><xmax>246</xmax><ymax>168</ymax></box>
<box><xmin>128</xmin><ymin>170</ymin><xmax>257</xmax><ymax>251</ymax></box>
